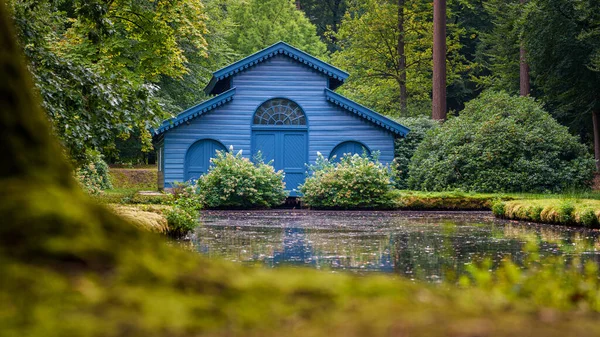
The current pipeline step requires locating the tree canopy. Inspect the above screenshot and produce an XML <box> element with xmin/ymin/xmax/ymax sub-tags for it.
<box><xmin>7</xmin><ymin>0</ymin><xmax>600</xmax><ymax>170</ymax></box>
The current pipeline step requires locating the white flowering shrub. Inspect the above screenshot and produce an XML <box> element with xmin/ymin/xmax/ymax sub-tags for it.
<box><xmin>299</xmin><ymin>152</ymin><xmax>396</xmax><ymax>209</ymax></box>
<box><xmin>195</xmin><ymin>149</ymin><xmax>287</xmax><ymax>208</ymax></box>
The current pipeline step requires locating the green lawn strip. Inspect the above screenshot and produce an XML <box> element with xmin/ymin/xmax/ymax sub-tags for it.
<box><xmin>396</xmin><ymin>191</ymin><xmax>514</xmax><ymax>210</ymax></box>
<box><xmin>493</xmin><ymin>198</ymin><xmax>600</xmax><ymax>227</ymax></box>
<box><xmin>109</xmin><ymin>167</ymin><xmax>157</xmax><ymax>190</ymax></box>
<box><xmin>92</xmin><ymin>188</ymin><xmax>173</xmax><ymax>205</ymax></box>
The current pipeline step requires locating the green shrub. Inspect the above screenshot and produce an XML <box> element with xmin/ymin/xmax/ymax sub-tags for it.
<box><xmin>196</xmin><ymin>149</ymin><xmax>287</xmax><ymax>209</ymax></box>
<box><xmin>408</xmin><ymin>91</ymin><xmax>595</xmax><ymax>193</ymax></box>
<box><xmin>527</xmin><ymin>205</ymin><xmax>544</xmax><ymax>222</ymax></box>
<box><xmin>166</xmin><ymin>197</ymin><xmax>201</xmax><ymax>235</ymax></box>
<box><xmin>300</xmin><ymin>152</ymin><xmax>396</xmax><ymax>209</ymax></box>
<box><xmin>75</xmin><ymin>150</ymin><xmax>113</xmax><ymax>195</ymax></box>
<box><xmin>394</xmin><ymin>116</ymin><xmax>440</xmax><ymax>189</ymax></box>
<box><xmin>491</xmin><ymin>201</ymin><xmax>506</xmax><ymax>217</ymax></box>
<box><xmin>578</xmin><ymin>209</ymin><xmax>598</xmax><ymax>228</ymax></box>
<box><xmin>558</xmin><ymin>201</ymin><xmax>575</xmax><ymax>224</ymax></box>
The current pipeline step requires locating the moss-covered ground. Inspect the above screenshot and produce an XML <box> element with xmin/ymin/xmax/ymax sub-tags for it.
<box><xmin>6</xmin><ymin>0</ymin><xmax>600</xmax><ymax>334</ymax></box>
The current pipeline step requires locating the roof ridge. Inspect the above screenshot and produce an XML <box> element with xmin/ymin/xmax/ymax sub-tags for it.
<box><xmin>152</xmin><ymin>88</ymin><xmax>237</xmax><ymax>136</ymax></box>
<box><xmin>324</xmin><ymin>89</ymin><xmax>410</xmax><ymax>136</ymax></box>
<box><xmin>204</xmin><ymin>41</ymin><xmax>349</xmax><ymax>95</ymax></box>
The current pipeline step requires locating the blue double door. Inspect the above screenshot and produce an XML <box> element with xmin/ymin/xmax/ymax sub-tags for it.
<box><xmin>252</xmin><ymin>130</ymin><xmax>307</xmax><ymax>196</ymax></box>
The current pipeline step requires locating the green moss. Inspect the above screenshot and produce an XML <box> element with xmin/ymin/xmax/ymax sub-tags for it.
<box><xmin>5</xmin><ymin>1</ymin><xmax>600</xmax><ymax>335</ymax></box>
<box><xmin>495</xmin><ymin>199</ymin><xmax>600</xmax><ymax>227</ymax></box>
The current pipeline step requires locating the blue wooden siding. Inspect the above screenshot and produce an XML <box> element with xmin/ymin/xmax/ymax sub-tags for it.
<box><xmin>162</xmin><ymin>55</ymin><xmax>395</xmax><ymax>187</ymax></box>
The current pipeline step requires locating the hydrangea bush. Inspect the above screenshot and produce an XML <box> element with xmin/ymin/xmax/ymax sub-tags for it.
<box><xmin>408</xmin><ymin>91</ymin><xmax>595</xmax><ymax>193</ymax></box>
<box><xmin>299</xmin><ymin>152</ymin><xmax>396</xmax><ymax>209</ymax></box>
<box><xmin>196</xmin><ymin>148</ymin><xmax>287</xmax><ymax>208</ymax></box>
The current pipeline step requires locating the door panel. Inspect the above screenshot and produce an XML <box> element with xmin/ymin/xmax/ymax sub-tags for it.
<box><xmin>282</xmin><ymin>133</ymin><xmax>307</xmax><ymax>194</ymax></box>
<box><xmin>252</xmin><ymin>130</ymin><xmax>307</xmax><ymax>196</ymax></box>
<box><xmin>253</xmin><ymin>133</ymin><xmax>277</xmax><ymax>164</ymax></box>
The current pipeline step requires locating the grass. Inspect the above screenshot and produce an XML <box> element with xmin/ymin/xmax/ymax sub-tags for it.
<box><xmin>108</xmin><ymin>204</ymin><xmax>171</xmax><ymax>233</ymax></box>
<box><xmin>396</xmin><ymin>190</ymin><xmax>513</xmax><ymax>210</ymax></box>
<box><xmin>494</xmin><ymin>198</ymin><xmax>600</xmax><ymax>228</ymax></box>
<box><xmin>109</xmin><ymin>167</ymin><xmax>157</xmax><ymax>190</ymax></box>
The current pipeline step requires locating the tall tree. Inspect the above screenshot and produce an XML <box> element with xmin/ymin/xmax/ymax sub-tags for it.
<box><xmin>519</xmin><ymin>0</ymin><xmax>530</xmax><ymax>96</ymax></box>
<box><xmin>331</xmin><ymin>0</ymin><xmax>468</xmax><ymax>117</ymax></box>
<box><xmin>157</xmin><ymin>0</ymin><xmax>240</xmax><ymax>113</ymax></box>
<box><xmin>523</xmin><ymin>0</ymin><xmax>600</xmax><ymax>170</ymax></box>
<box><xmin>476</xmin><ymin>0</ymin><xmax>522</xmax><ymax>93</ymax></box>
<box><xmin>226</xmin><ymin>0</ymin><xmax>327</xmax><ymax>58</ymax></box>
<box><xmin>432</xmin><ymin>0</ymin><xmax>447</xmax><ymax>120</ymax></box>
<box><xmin>298</xmin><ymin>0</ymin><xmax>348</xmax><ymax>51</ymax></box>
<box><xmin>8</xmin><ymin>0</ymin><xmax>209</xmax><ymax>163</ymax></box>
<box><xmin>397</xmin><ymin>0</ymin><xmax>408</xmax><ymax>113</ymax></box>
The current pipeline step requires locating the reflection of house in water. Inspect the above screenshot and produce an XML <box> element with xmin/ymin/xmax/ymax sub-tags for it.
<box><xmin>271</xmin><ymin>227</ymin><xmax>314</xmax><ymax>266</ymax></box>
<box><xmin>269</xmin><ymin>227</ymin><xmax>395</xmax><ymax>272</ymax></box>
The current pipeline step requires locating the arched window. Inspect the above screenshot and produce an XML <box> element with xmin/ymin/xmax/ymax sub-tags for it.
<box><xmin>329</xmin><ymin>141</ymin><xmax>371</xmax><ymax>162</ymax></box>
<box><xmin>253</xmin><ymin>98</ymin><xmax>306</xmax><ymax>126</ymax></box>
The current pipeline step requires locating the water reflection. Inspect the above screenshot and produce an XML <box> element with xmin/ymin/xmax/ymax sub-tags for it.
<box><xmin>190</xmin><ymin>210</ymin><xmax>600</xmax><ymax>282</ymax></box>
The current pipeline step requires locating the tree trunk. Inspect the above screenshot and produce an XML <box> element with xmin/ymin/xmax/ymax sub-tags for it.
<box><xmin>519</xmin><ymin>0</ymin><xmax>530</xmax><ymax>96</ymax></box>
<box><xmin>593</xmin><ymin>110</ymin><xmax>600</xmax><ymax>171</ymax></box>
<box><xmin>398</xmin><ymin>0</ymin><xmax>407</xmax><ymax>114</ymax></box>
<box><xmin>295</xmin><ymin>0</ymin><xmax>301</xmax><ymax>10</ymax></box>
<box><xmin>432</xmin><ymin>0</ymin><xmax>447</xmax><ymax>121</ymax></box>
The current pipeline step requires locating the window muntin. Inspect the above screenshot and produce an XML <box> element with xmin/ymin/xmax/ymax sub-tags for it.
<box><xmin>253</xmin><ymin>99</ymin><xmax>306</xmax><ymax>126</ymax></box>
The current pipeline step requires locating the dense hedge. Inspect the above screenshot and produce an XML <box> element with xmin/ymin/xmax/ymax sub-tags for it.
<box><xmin>196</xmin><ymin>149</ymin><xmax>287</xmax><ymax>208</ymax></box>
<box><xmin>408</xmin><ymin>91</ymin><xmax>595</xmax><ymax>193</ymax></box>
<box><xmin>394</xmin><ymin>116</ymin><xmax>440</xmax><ymax>189</ymax></box>
<box><xmin>300</xmin><ymin>153</ymin><xmax>396</xmax><ymax>209</ymax></box>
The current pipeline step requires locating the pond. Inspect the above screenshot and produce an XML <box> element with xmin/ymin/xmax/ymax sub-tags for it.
<box><xmin>189</xmin><ymin>210</ymin><xmax>600</xmax><ymax>282</ymax></box>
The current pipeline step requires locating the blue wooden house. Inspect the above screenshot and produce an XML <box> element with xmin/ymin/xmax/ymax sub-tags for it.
<box><xmin>153</xmin><ymin>42</ymin><xmax>409</xmax><ymax>195</ymax></box>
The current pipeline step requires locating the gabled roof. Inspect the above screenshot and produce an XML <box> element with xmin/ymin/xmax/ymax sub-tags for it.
<box><xmin>204</xmin><ymin>41</ymin><xmax>349</xmax><ymax>95</ymax></box>
<box><xmin>324</xmin><ymin>89</ymin><xmax>410</xmax><ymax>137</ymax></box>
<box><xmin>152</xmin><ymin>88</ymin><xmax>236</xmax><ymax>136</ymax></box>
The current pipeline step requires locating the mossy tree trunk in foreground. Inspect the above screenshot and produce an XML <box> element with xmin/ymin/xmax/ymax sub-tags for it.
<box><xmin>3</xmin><ymin>1</ymin><xmax>600</xmax><ymax>336</ymax></box>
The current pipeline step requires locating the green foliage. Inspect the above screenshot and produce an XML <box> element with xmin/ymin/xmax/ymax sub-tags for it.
<box><xmin>394</xmin><ymin>116</ymin><xmax>440</xmax><ymax>189</ymax></box>
<box><xmin>408</xmin><ymin>91</ymin><xmax>595</xmax><ymax>193</ymax></box>
<box><xmin>300</xmin><ymin>152</ymin><xmax>396</xmax><ymax>209</ymax></box>
<box><xmin>461</xmin><ymin>246</ymin><xmax>600</xmax><ymax>311</ymax></box>
<box><xmin>196</xmin><ymin>149</ymin><xmax>287</xmax><ymax>209</ymax></box>
<box><xmin>494</xmin><ymin>198</ymin><xmax>600</xmax><ymax>228</ymax></box>
<box><xmin>474</xmin><ymin>0</ymin><xmax>522</xmax><ymax>93</ymax></box>
<box><xmin>491</xmin><ymin>201</ymin><xmax>506</xmax><ymax>217</ymax></box>
<box><xmin>331</xmin><ymin>0</ymin><xmax>469</xmax><ymax>116</ymax></box>
<box><xmin>166</xmin><ymin>197</ymin><xmax>200</xmax><ymax>236</ymax></box>
<box><xmin>7</xmin><ymin>0</ymin><xmax>208</xmax><ymax>163</ymax></box>
<box><xmin>522</xmin><ymin>0</ymin><xmax>600</xmax><ymax>138</ymax></box>
<box><xmin>157</xmin><ymin>0</ymin><xmax>240</xmax><ymax>113</ymax></box>
<box><xmin>75</xmin><ymin>151</ymin><xmax>112</xmax><ymax>195</ymax></box>
<box><xmin>298</xmin><ymin>0</ymin><xmax>348</xmax><ymax>52</ymax></box>
<box><xmin>226</xmin><ymin>0</ymin><xmax>327</xmax><ymax>58</ymax></box>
